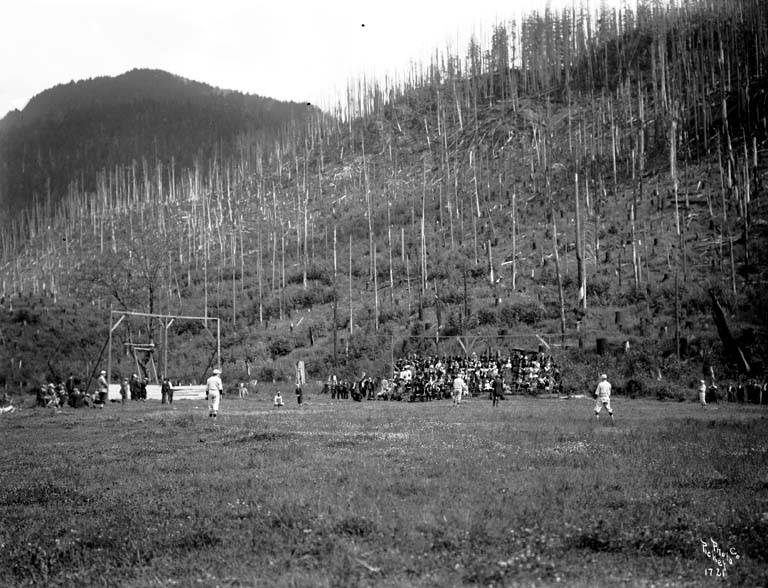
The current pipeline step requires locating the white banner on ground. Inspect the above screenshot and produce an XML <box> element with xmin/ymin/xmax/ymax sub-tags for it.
<box><xmin>108</xmin><ymin>384</ymin><xmax>207</xmax><ymax>401</ymax></box>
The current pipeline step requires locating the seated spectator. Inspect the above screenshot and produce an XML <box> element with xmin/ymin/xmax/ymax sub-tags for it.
<box><xmin>273</xmin><ymin>391</ymin><xmax>284</xmax><ymax>407</ymax></box>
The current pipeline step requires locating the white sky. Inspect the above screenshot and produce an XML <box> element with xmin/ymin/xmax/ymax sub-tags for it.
<box><xmin>1</xmin><ymin>0</ymin><xmax>626</xmax><ymax>116</ymax></box>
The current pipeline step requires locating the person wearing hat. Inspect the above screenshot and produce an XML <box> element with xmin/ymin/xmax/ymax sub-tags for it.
<box><xmin>97</xmin><ymin>370</ymin><xmax>108</xmax><ymax>407</ymax></box>
<box><xmin>452</xmin><ymin>372</ymin><xmax>467</xmax><ymax>406</ymax></box>
<box><xmin>698</xmin><ymin>379</ymin><xmax>707</xmax><ymax>407</ymax></box>
<box><xmin>120</xmin><ymin>378</ymin><xmax>129</xmax><ymax>404</ymax></box>
<box><xmin>206</xmin><ymin>368</ymin><xmax>223</xmax><ymax>418</ymax></box>
<box><xmin>594</xmin><ymin>374</ymin><xmax>614</xmax><ymax>422</ymax></box>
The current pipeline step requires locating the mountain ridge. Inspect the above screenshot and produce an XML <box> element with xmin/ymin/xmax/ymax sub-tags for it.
<box><xmin>0</xmin><ymin>68</ymin><xmax>312</xmax><ymax>214</ymax></box>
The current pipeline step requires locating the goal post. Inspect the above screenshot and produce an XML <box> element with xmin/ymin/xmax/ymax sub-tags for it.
<box><xmin>107</xmin><ymin>308</ymin><xmax>220</xmax><ymax>390</ymax></box>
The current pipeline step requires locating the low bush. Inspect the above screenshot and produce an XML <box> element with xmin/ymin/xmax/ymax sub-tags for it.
<box><xmin>268</xmin><ymin>337</ymin><xmax>294</xmax><ymax>358</ymax></box>
<box><xmin>477</xmin><ymin>308</ymin><xmax>497</xmax><ymax>326</ymax></box>
<box><xmin>498</xmin><ymin>298</ymin><xmax>544</xmax><ymax>326</ymax></box>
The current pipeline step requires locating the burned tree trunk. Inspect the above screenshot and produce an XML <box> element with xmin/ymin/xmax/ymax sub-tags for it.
<box><xmin>710</xmin><ymin>290</ymin><xmax>750</xmax><ymax>373</ymax></box>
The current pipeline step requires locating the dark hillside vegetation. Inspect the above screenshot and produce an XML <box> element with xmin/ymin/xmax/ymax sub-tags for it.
<box><xmin>1</xmin><ymin>0</ymin><xmax>768</xmax><ymax>395</ymax></box>
<box><xmin>0</xmin><ymin>69</ymin><xmax>312</xmax><ymax>214</ymax></box>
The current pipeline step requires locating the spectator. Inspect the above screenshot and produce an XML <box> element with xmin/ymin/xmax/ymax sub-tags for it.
<box><xmin>96</xmin><ymin>370</ymin><xmax>108</xmax><ymax>407</ymax></box>
<box><xmin>120</xmin><ymin>379</ymin><xmax>129</xmax><ymax>404</ymax></box>
<box><xmin>161</xmin><ymin>376</ymin><xmax>173</xmax><ymax>405</ymax></box>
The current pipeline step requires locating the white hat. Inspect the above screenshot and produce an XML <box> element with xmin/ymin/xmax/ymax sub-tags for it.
<box><xmin>213</xmin><ymin>368</ymin><xmax>221</xmax><ymax>375</ymax></box>
<box><xmin>601</xmin><ymin>374</ymin><xmax>607</xmax><ymax>380</ymax></box>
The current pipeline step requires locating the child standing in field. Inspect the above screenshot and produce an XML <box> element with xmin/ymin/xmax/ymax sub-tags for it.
<box><xmin>594</xmin><ymin>374</ymin><xmax>614</xmax><ymax>422</ymax></box>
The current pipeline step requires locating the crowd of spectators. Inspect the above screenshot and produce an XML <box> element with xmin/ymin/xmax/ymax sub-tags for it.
<box><xmin>322</xmin><ymin>350</ymin><xmax>562</xmax><ymax>402</ymax></box>
<box><xmin>35</xmin><ymin>372</ymin><xmax>157</xmax><ymax>409</ymax></box>
<box><xmin>36</xmin><ymin>375</ymin><xmax>97</xmax><ymax>409</ymax></box>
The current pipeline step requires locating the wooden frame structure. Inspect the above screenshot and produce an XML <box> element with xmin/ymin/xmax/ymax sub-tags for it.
<box><xmin>107</xmin><ymin>309</ymin><xmax>220</xmax><ymax>386</ymax></box>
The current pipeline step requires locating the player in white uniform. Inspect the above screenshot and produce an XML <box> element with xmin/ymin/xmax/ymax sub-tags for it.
<box><xmin>594</xmin><ymin>374</ymin><xmax>614</xmax><ymax>422</ymax></box>
<box><xmin>206</xmin><ymin>368</ymin><xmax>223</xmax><ymax>418</ymax></box>
<box><xmin>452</xmin><ymin>373</ymin><xmax>468</xmax><ymax>406</ymax></box>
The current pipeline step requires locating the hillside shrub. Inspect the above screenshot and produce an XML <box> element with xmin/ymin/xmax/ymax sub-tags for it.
<box><xmin>290</xmin><ymin>286</ymin><xmax>334</xmax><ymax>310</ymax></box>
<box><xmin>498</xmin><ymin>299</ymin><xmax>543</xmax><ymax>326</ymax></box>
<box><xmin>469</xmin><ymin>265</ymin><xmax>487</xmax><ymax>279</ymax></box>
<box><xmin>285</xmin><ymin>266</ymin><xmax>332</xmax><ymax>286</ymax></box>
<box><xmin>587</xmin><ymin>276</ymin><xmax>614</xmax><ymax>305</ymax></box>
<box><xmin>268</xmin><ymin>337</ymin><xmax>293</xmax><ymax>358</ymax></box>
<box><xmin>651</xmin><ymin>383</ymin><xmax>688</xmax><ymax>402</ymax></box>
<box><xmin>377</xmin><ymin>306</ymin><xmax>405</xmax><ymax>325</ymax></box>
<box><xmin>438</xmin><ymin>284</ymin><xmax>464</xmax><ymax>305</ymax></box>
<box><xmin>256</xmin><ymin>364</ymin><xmax>277</xmax><ymax>383</ymax></box>
<box><xmin>624</xmin><ymin>378</ymin><xmax>646</xmax><ymax>398</ymax></box>
<box><xmin>442</xmin><ymin>313</ymin><xmax>462</xmax><ymax>337</ymax></box>
<box><xmin>477</xmin><ymin>308</ymin><xmax>497</xmax><ymax>326</ymax></box>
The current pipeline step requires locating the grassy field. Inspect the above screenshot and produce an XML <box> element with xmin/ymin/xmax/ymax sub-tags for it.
<box><xmin>1</xmin><ymin>391</ymin><xmax>767</xmax><ymax>587</ymax></box>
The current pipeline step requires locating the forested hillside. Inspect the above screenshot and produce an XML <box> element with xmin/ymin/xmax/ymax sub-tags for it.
<box><xmin>0</xmin><ymin>69</ymin><xmax>311</xmax><ymax>214</ymax></box>
<box><xmin>1</xmin><ymin>0</ymin><xmax>767</xmax><ymax>395</ymax></box>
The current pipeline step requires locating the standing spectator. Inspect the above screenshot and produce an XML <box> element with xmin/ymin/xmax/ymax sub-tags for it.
<box><xmin>238</xmin><ymin>382</ymin><xmax>248</xmax><ymax>399</ymax></box>
<box><xmin>594</xmin><ymin>374</ymin><xmax>614</xmax><ymax>422</ymax></box>
<box><xmin>130</xmin><ymin>374</ymin><xmax>140</xmax><ymax>401</ymax></box>
<box><xmin>96</xmin><ymin>370</ymin><xmax>108</xmax><ymax>408</ymax></box>
<box><xmin>698</xmin><ymin>379</ymin><xmax>707</xmax><ymax>407</ymax></box>
<box><xmin>492</xmin><ymin>373</ymin><xmax>504</xmax><ymax>407</ymax></box>
<box><xmin>120</xmin><ymin>379</ymin><xmax>129</xmax><ymax>404</ymax></box>
<box><xmin>206</xmin><ymin>368</ymin><xmax>223</xmax><ymax>418</ymax></box>
<box><xmin>65</xmin><ymin>375</ymin><xmax>76</xmax><ymax>398</ymax></box>
<box><xmin>161</xmin><ymin>376</ymin><xmax>173</xmax><ymax>405</ymax></box>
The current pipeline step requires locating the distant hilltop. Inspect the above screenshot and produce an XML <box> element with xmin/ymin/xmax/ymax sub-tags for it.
<box><xmin>0</xmin><ymin>68</ymin><xmax>313</xmax><ymax>214</ymax></box>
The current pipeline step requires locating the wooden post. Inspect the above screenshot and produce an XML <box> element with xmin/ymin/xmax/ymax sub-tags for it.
<box><xmin>674</xmin><ymin>272</ymin><xmax>680</xmax><ymax>360</ymax></box>
<box><xmin>107</xmin><ymin>306</ymin><xmax>113</xmax><ymax>395</ymax></box>
<box><xmin>511</xmin><ymin>191</ymin><xmax>517</xmax><ymax>290</ymax></box>
<box><xmin>552</xmin><ymin>218</ymin><xmax>567</xmax><ymax>349</ymax></box>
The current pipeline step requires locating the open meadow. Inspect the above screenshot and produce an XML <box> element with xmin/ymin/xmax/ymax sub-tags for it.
<box><xmin>1</xmin><ymin>392</ymin><xmax>767</xmax><ymax>587</ymax></box>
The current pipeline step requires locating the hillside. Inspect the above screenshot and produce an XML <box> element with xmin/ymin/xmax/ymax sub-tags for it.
<box><xmin>0</xmin><ymin>69</ymin><xmax>312</xmax><ymax>215</ymax></box>
<box><xmin>1</xmin><ymin>0</ymin><xmax>768</xmax><ymax>396</ymax></box>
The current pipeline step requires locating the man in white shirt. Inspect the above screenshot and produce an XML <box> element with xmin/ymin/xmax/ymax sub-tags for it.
<box><xmin>206</xmin><ymin>368</ymin><xmax>223</xmax><ymax>418</ymax></box>
<box><xmin>452</xmin><ymin>373</ymin><xmax>467</xmax><ymax>406</ymax></box>
<box><xmin>594</xmin><ymin>374</ymin><xmax>614</xmax><ymax>422</ymax></box>
<box><xmin>97</xmin><ymin>370</ymin><xmax>108</xmax><ymax>408</ymax></box>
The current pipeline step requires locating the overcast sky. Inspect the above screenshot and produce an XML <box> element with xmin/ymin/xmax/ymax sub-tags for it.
<box><xmin>1</xmin><ymin>0</ymin><xmax>625</xmax><ymax>116</ymax></box>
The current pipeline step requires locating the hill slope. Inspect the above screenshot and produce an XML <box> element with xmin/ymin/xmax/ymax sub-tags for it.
<box><xmin>0</xmin><ymin>69</ymin><xmax>311</xmax><ymax>214</ymax></box>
